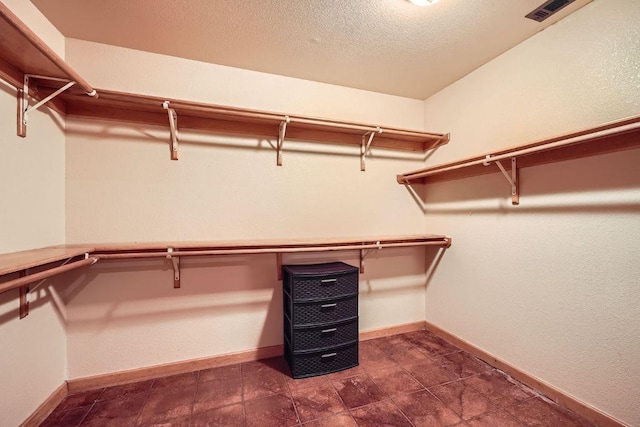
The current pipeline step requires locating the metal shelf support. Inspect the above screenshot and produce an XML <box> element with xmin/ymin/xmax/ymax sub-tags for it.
<box><xmin>359</xmin><ymin>240</ymin><xmax>382</xmax><ymax>273</ymax></box>
<box><xmin>163</xmin><ymin>101</ymin><xmax>179</xmax><ymax>160</ymax></box>
<box><xmin>166</xmin><ymin>248</ymin><xmax>181</xmax><ymax>288</ymax></box>
<box><xmin>484</xmin><ymin>155</ymin><xmax>519</xmax><ymax>205</ymax></box>
<box><xmin>277</xmin><ymin>116</ymin><xmax>290</xmax><ymax>166</ymax></box>
<box><xmin>361</xmin><ymin>127</ymin><xmax>382</xmax><ymax>171</ymax></box>
<box><xmin>18</xmin><ymin>74</ymin><xmax>76</xmax><ymax>138</ymax></box>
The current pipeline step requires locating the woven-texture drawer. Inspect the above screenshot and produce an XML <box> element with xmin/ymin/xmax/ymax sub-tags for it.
<box><xmin>286</xmin><ymin>317</ymin><xmax>358</xmax><ymax>352</ymax></box>
<box><xmin>285</xmin><ymin>340</ymin><xmax>359</xmax><ymax>379</ymax></box>
<box><xmin>284</xmin><ymin>263</ymin><xmax>358</xmax><ymax>301</ymax></box>
<box><xmin>285</xmin><ymin>294</ymin><xmax>358</xmax><ymax>327</ymax></box>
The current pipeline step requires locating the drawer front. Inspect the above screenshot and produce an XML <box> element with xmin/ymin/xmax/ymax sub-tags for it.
<box><xmin>285</xmin><ymin>341</ymin><xmax>359</xmax><ymax>379</ymax></box>
<box><xmin>291</xmin><ymin>295</ymin><xmax>358</xmax><ymax>327</ymax></box>
<box><xmin>287</xmin><ymin>317</ymin><xmax>358</xmax><ymax>352</ymax></box>
<box><xmin>290</xmin><ymin>271</ymin><xmax>358</xmax><ymax>301</ymax></box>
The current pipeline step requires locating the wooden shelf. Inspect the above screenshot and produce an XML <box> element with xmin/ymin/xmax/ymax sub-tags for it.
<box><xmin>88</xmin><ymin>234</ymin><xmax>451</xmax><ymax>257</ymax></box>
<box><xmin>0</xmin><ymin>246</ymin><xmax>94</xmax><ymax>277</ymax></box>
<box><xmin>0</xmin><ymin>235</ymin><xmax>452</xmax><ymax>310</ymax></box>
<box><xmin>50</xmin><ymin>88</ymin><xmax>449</xmax><ymax>166</ymax></box>
<box><xmin>397</xmin><ymin>114</ymin><xmax>640</xmax><ymax>204</ymax></box>
<box><xmin>0</xmin><ymin>3</ymin><xmax>449</xmax><ymax>163</ymax></box>
<box><xmin>0</xmin><ymin>3</ymin><xmax>93</xmax><ymax>93</ymax></box>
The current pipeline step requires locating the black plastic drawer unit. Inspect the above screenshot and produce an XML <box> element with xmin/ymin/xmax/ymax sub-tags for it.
<box><xmin>283</xmin><ymin>262</ymin><xmax>359</xmax><ymax>378</ymax></box>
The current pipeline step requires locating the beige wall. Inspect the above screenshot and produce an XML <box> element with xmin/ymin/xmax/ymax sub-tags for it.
<box><xmin>0</xmin><ymin>2</ymin><xmax>68</xmax><ymax>425</ymax></box>
<box><xmin>62</xmin><ymin>40</ymin><xmax>433</xmax><ymax>378</ymax></box>
<box><xmin>422</xmin><ymin>0</ymin><xmax>640</xmax><ymax>425</ymax></box>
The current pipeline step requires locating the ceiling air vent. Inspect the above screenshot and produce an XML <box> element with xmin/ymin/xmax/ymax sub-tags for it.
<box><xmin>525</xmin><ymin>0</ymin><xmax>576</xmax><ymax>22</ymax></box>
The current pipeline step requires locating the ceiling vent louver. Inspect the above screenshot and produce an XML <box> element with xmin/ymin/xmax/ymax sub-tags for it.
<box><xmin>525</xmin><ymin>0</ymin><xmax>576</xmax><ymax>22</ymax></box>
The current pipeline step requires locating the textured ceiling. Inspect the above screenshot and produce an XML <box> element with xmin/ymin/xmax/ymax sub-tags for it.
<box><xmin>31</xmin><ymin>0</ymin><xmax>591</xmax><ymax>99</ymax></box>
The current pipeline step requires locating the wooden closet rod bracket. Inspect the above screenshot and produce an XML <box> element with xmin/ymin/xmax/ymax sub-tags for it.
<box><xmin>484</xmin><ymin>156</ymin><xmax>519</xmax><ymax>205</ymax></box>
<box><xmin>361</xmin><ymin>127</ymin><xmax>382</xmax><ymax>171</ymax></box>
<box><xmin>277</xmin><ymin>116</ymin><xmax>290</xmax><ymax>166</ymax></box>
<box><xmin>163</xmin><ymin>101</ymin><xmax>179</xmax><ymax>160</ymax></box>
<box><xmin>166</xmin><ymin>248</ymin><xmax>181</xmax><ymax>288</ymax></box>
<box><xmin>359</xmin><ymin>241</ymin><xmax>382</xmax><ymax>273</ymax></box>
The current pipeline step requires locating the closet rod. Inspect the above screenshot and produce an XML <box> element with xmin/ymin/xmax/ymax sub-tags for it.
<box><xmin>94</xmin><ymin>240</ymin><xmax>451</xmax><ymax>260</ymax></box>
<box><xmin>0</xmin><ymin>257</ymin><xmax>97</xmax><ymax>295</ymax></box>
<box><xmin>0</xmin><ymin>3</ymin><xmax>96</xmax><ymax>96</ymax></box>
<box><xmin>401</xmin><ymin>114</ymin><xmax>640</xmax><ymax>182</ymax></box>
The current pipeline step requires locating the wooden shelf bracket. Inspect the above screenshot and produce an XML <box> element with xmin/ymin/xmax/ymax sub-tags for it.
<box><xmin>162</xmin><ymin>101</ymin><xmax>179</xmax><ymax>160</ymax></box>
<box><xmin>166</xmin><ymin>248</ymin><xmax>181</xmax><ymax>288</ymax></box>
<box><xmin>277</xmin><ymin>116</ymin><xmax>290</xmax><ymax>166</ymax></box>
<box><xmin>359</xmin><ymin>240</ymin><xmax>382</xmax><ymax>273</ymax></box>
<box><xmin>361</xmin><ymin>127</ymin><xmax>382</xmax><ymax>171</ymax></box>
<box><xmin>484</xmin><ymin>156</ymin><xmax>519</xmax><ymax>205</ymax></box>
<box><xmin>19</xmin><ymin>74</ymin><xmax>75</xmax><ymax>137</ymax></box>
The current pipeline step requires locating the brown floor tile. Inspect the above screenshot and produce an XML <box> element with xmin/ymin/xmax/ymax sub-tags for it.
<box><xmin>242</xmin><ymin>365</ymin><xmax>289</xmax><ymax>400</ymax></box>
<box><xmin>402</xmin><ymin>331</ymin><xmax>460</xmax><ymax>357</ymax></box>
<box><xmin>243</xmin><ymin>356</ymin><xmax>289</xmax><ymax>375</ymax></box>
<box><xmin>506</xmin><ymin>397</ymin><xmax>592</xmax><ymax>427</ymax></box>
<box><xmin>359</xmin><ymin>340</ymin><xmax>398</xmax><ymax>371</ymax></box>
<box><xmin>286</xmin><ymin>372</ymin><xmax>332</xmax><ymax>392</ymax></box>
<box><xmin>192</xmin><ymin>376</ymin><xmax>242</xmax><ymax>414</ymax></box>
<box><xmin>42</xmin><ymin>405</ymin><xmax>92</xmax><ymax>427</ymax></box>
<box><xmin>303</xmin><ymin>412</ymin><xmax>356</xmax><ymax>427</ymax></box>
<box><xmin>350</xmin><ymin>399</ymin><xmax>413</xmax><ymax>427</ymax></box>
<box><xmin>405</xmin><ymin>359</ymin><xmax>460</xmax><ymax>388</ymax></box>
<box><xmin>99</xmin><ymin>380</ymin><xmax>154</xmax><ymax>401</ymax></box>
<box><xmin>390</xmin><ymin>345</ymin><xmax>433</xmax><ymax>366</ymax></box>
<box><xmin>190</xmin><ymin>403</ymin><xmax>244</xmax><ymax>427</ymax></box>
<box><xmin>290</xmin><ymin>381</ymin><xmax>346</xmax><ymax>423</ymax></box>
<box><xmin>59</xmin><ymin>389</ymin><xmax>104</xmax><ymax>410</ymax></box>
<box><xmin>137</xmin><ymin>417</ymin><xmax>190</xmax><ymax>427</ymax></box>
<box><xmin>467</xmin><ymin>410</ymin><xmax>523</xmax><ymax>427</ymax></box>
<box><xmin>435</xmin><ymin>352</ymin><xmax>492</xmax><ymax>379</ymax></box>
<box><xmin>394</xmin><ymin>389</ymin><xmax>462</xmax><ymax>427</ymax></box>
<box><xmin>367</xmin><ymin>365</ymin><xmax>424</xmax><ymax>396</ymax></box>
<box><xmin>331</xmin><ymin>374</ymin><xmax>386</xmax><ymax>409</ymax></box>
<box><xmin>136</xmin><ymin>384</ymin><xmax>196</xmax><ymax>425</ymax></box>
<box><xmin>465</xmin><ymin>370</ymin><xmax>536</xmax><ymax>407</ymax></box>
<box><xmin>151</xmin><ymin>371</ymin><xmax>198</xmax><ymax>389</ymax></box>
<box><xmin>81</xmin><ymin>394</ymin><xmax>146</xmax><ymax>427</ymax></box>
<box><xmin>198</xmin><ymin>363</ymin><xmax>241</xmax><ymax>382</ymax></box>
<box><xmin>430</xmin><ymin>379</ymin><xmax>495</xmax><ymax>421</ymax></box>
<box><xmin>325</xmin><ymin>365</ymin><xmax>366</xmax><ymax>380</ymax></box>
<box><xmin>245</xmin><ymin>393</ymin><xmax>299</xmax><ymax>427</ymax></box>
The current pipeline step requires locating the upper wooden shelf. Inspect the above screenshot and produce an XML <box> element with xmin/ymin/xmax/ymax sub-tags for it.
<box><xmin>0</xmin><ymin>2</ymin><xmax>449</xmax><ymax>163</ymax></box>
<box><xmin>397</xmin><ymin>114</ymin><xmax>640</xmax><ymax>204</ymax></box>
<box><xmin>58</xmin><ymin>88</ymin><xmax>450</xmax><ymax>155</ymax></box>
<box><xmin>0</xmin><ymin>2</ymin><xmax>94</xmax><ymax>94</ymax></box>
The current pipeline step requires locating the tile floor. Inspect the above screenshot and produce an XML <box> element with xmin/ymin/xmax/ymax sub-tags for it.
<box><xmin>41</xmin><ymin>329</ymin><xmax>593</xmax><ymax>426</ymax></box>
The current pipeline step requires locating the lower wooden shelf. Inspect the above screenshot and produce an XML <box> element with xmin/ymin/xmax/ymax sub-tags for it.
<box><xmin>0</xmin><ymin>234</ymin><xmax>452</xmax><ymax>318</ymax></box>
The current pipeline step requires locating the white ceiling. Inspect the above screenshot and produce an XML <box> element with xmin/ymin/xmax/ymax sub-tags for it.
<box><xmin>31</xmin><ymin>0</ymin><xmax>591</xmax><ymax>99</ymax></box>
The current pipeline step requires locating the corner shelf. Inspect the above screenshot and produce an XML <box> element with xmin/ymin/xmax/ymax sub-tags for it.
<box><xmin>397</xmin><ymin>115</ymin><xmax>640</xmax><ymax>205</ymax></box>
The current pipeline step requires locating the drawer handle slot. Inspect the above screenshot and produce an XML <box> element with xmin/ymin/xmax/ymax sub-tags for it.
<box><xmin>321</xmin><ymin>303</ymin><xmax>337</xmax><ymax>309</ymax></box>
<box><xmin>321</xmin><ymin>278</ymin><xmax>337</xmax><ymax>284</ymax></box>
<box><xmin>321</xmin><ymin>352</ymin><xmax>337</xmax><ymax>359</ymax></box>
<box><xmin>321</xmin><ymin>328</ymin><xmax>337</xmax><ymax>334</ymax></box>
